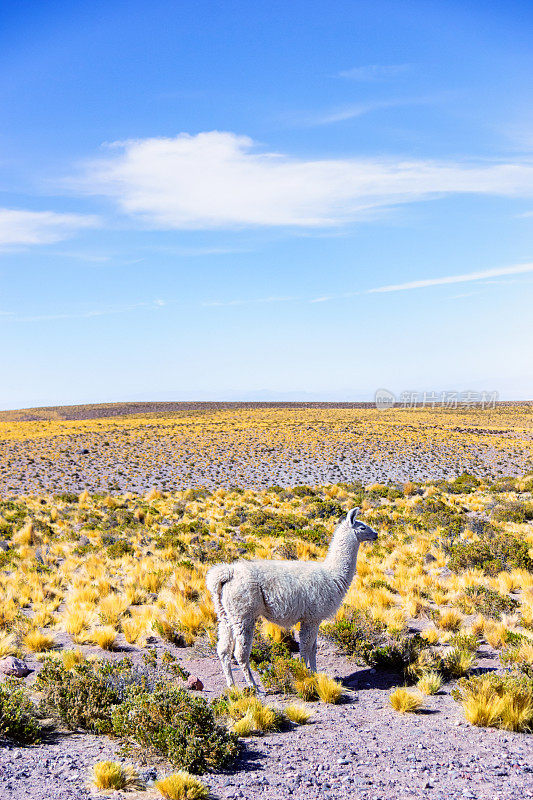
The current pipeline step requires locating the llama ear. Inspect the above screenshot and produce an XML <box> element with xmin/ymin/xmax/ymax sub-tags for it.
<box><xmin>347</xmin><ymin>507</ymin><xmax>360</xmax><ymax>526</ymax></box>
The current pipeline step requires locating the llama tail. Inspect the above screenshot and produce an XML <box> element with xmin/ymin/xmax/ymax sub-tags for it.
<box><xmin>206</xmin><ymin>563</ymin><xmax>234</xmax><ymax>622</ymax></box>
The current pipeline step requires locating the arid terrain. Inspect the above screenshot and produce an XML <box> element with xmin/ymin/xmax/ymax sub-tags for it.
<box><xmin>0</xmin><ymin>402</ymin><xmax>531</xmax><ymax>495</ymax></box>
<box><xmin>0</xmin><ymin>403</ymin><xmax>532</xmax><ymax>800</ymax></box>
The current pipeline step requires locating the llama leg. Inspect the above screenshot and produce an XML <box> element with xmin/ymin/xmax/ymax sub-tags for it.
<box><xmin>300</xmin><ymin>622</ymin><xmax>319</xmax><ymax>672</ymax></box>
<box><xmin>233</xmin><ymin>618</ymin><xmax>260</xmax><ymax>691</ymax></box>
<box><xmin>309</xmin><ymin>632</ymin><xmax>318</xmax><ymax>673</ymax></box>
<box><xmin>217</xmin><ymin>619</ymin><xmax>235</xmax><ymax>687</ymax></box>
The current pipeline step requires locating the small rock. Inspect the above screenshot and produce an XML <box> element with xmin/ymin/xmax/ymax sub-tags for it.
<box><xmin>0</xmin><ymin>540</ymin><xmax>10</xmax><ymax>551</ymax></box>
<box><xmin>0</xmin><ymin>656</ymin><xmax>32</xmax><ymax>677</ymax></box>
<box><xmin>186</xmin><ymin>675</ymin><xmax>204</xmax><ymax>691</ymax></box>
<box><xmin>140</xmin><ymin>767</ymin><xmax>157</xmax><ymax>785</ymax></box>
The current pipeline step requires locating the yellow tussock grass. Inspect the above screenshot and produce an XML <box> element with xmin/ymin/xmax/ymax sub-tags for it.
<box><xmin>389</xmin><ymin>688</ymin><xmax>423</xmax><ymax>713</ymax></box>
<box><xmin>92</xmin><ymin>761</ymin><xmax>144</xmax><ymax>790</ymax></box>
<box><xmin>284</xmin><ymin>703</ymin><xmax>312</xmax><ymax>724</ymax></box>
<box><xmin>315</xmin><ymin>673</ymin><xmax>343</xmax><ymax>704</ymax></box>
<box><xmin>23</xmin><ymin>629</ymin><xmax>55</xmax><ymax>652</ymax></box>
<box><xmin>155</xmin><ymin>771</ymin><xmax>209</xmax><ymax>800</ymax></box>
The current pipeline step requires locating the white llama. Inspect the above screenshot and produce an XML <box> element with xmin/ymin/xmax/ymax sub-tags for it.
<box><xmin>206</xmin><ymin>507</ymin><xmax>378</xmax><ymax>689</ymax></box>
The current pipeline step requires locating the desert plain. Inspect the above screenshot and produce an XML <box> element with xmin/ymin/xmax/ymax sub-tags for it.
<box><xmin>0</xmin><ymin>402</ymin><xmax>532</xmax><ymax>800</ymax></box>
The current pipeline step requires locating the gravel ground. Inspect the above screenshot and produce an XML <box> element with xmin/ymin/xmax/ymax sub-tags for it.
<box><xmin>1</xmin><ymin>403</ymin><xmax>532</xmax><ymax>495</ymax></box>
<box><xmin>1</xmin><ymin>638</ymin><xmax>532</xmax><ymax>800</ymax></box>
<box><xmin>2</xmin><ymin>424</ymin><xmax>530</xmax><ymax>496</ymax></box>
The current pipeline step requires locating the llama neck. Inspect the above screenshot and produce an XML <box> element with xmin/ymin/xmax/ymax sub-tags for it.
<box><xmin>323</xmin><ymin>521</ymin><xmax>360</xmax><ymax>591</ymax></box>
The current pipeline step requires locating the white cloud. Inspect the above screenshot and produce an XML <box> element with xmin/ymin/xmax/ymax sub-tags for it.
<box><xmin>338</xmin><ymin>64</ymin><xmax>410</xmax><ymax>81</ymax></box>
<box><xmin>304</xmin><ymin>96</ymin><xmax>431</xmax><ymax>126</ymax></box>
<box><xmin>366</xmin><ymin>262</ymin><xmax>533</xmax><ymax>293</ymax></box>
<box><xmin>80</xmin><ymin>132</ymin><xmax>533</xmax><ymax>230</ymax></box>
<box><xmin>202</xmin><ymin>262</ymin><xmax>533</xmax><ymax>307</ymax></box>
<box><xmin>8</xmin><ymin>299</ymin><xmax>163</xmax><ymax>323</ymax></box>
<box><xmin>0</xmin><ymin>209</ymin><xmax>98</xmax><ymax>248</ymax></box>
<box><xmin>202</xmin><ymin>295</ymin><xmax>296</xmax><ymax>308</ymax></box>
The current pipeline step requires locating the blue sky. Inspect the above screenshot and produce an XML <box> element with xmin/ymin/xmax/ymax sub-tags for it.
<box><xmin>1</xmin><ymin>0</ymin><xmax>532</xmax><ymax>408</ymax></box>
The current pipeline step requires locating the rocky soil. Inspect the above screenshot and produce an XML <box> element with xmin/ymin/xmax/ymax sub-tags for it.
<box><xmin>1</xmin><ymin>638</ymin><xmax>532</xmax><ymax>800</ymax></box>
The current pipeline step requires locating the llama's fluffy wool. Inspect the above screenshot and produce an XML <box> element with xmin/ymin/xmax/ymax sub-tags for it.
<box><xmin>207</xmin><ymin>508</ymin><xmax>378</xmax><ymax>688</ymax></box>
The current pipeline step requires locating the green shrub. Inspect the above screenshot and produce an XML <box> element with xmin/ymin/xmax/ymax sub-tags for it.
<box><xmin>366</xmin><ymin>485</ymin><xmax>402</xmax><ymax>501</ymax></box>
<box><xmin>447</xmin><ymin>531</ymin><xmax>533</xmax><ymax>575</ymax></box>
<box><xmin>0</xmin><ymin>500</ymin><xmax>28</xmax><ymax>527</ymax></box>
<box><xmin>249</xmin><ymin>632</ymin><xmax>296</xmax><ymax>671</ymax></box>
<box><xmin>241</xmin><ymin>509</ymin><xmax>329</xmax><ymax>546</ymax></box>
<box><xmin>323</xmin><ymin>610</ymin><xmax>426</xmax><ymax>672</ymax></box>
<box><xmin>442</xmin><ymin>646</ymin><xmax>476</xmax><ymax>677</ymax></box>
<box><xmin>0</xmin><ymin>682</ymin><xmax>41</xmax><ymax>744</ymax></box>
<box><xmin>257</xmin><ymin>654</ymin><xmax>318</xmax><ymax>698</ymax></box>
<box><xmin>489</xmin><ymin>477</ymin><xmax>519</xmax><ymax>493</ymax></box>
<box><xmin>107</xmin><ymin>539</ymin><xmax>134</xmax><ymax>558</ymax></box>
<box><xmin>367</xmin><ymin>579</ymin><xmax>395</xmax><ymax>592</ymax></box>
<box><xmin>36</xmin><ymin>651</ymin><xmax>191</xmax><ymax>734</ymax></box>
<box><xmin>500</xmin><ymin>645</ymin><xmax>533</xmax><ymax>679</ymax></box>
<box><xmin>160</xmin><ymin>649</ymin><xmax>190</xmax><ymax>680</ymax></box>
<box><xmin>291</xmin><ymin>486</ymin><xmax>317</xmax><ymax>497</ymax></box>
<box><xmin>411</xmin><ymin>499</ymin><xmax>467</xmax><ymax>537</ymax></box>
<box><xmin>36</xmin><ymin>653</ymin><xmax>237</xmax><ymax>771</ymax></box>
<box><xmin>306</xmin><ymin>500</ymin><xmax>344</xmax><ymax>520</ymax></box>
<box><xmin>36</xmin><ymin>659</ymin><xmax>121</xmax><ymax>733</ymax></box>
<box><xmin>493</xmin><ymin>502</ymin><xmax>533</xmax><ymax>524</ymax></box>
<box><xmin>0</xmin><ymin>548</ymin><xmax>18</xmax><ymax>569</ymax></box>
<box><xmin>447</xmin><ymin>473</ymin><xmax>481</xmax><ymax>494</ymax></box>
<box><xmin>457</xmin><ymin>585</ymin><xmax>519</xmax><ymax>618</ymax></box>
<box><xmin>448</xmin><ymin>632</ymin><xmax>479</xmax><ymax>653</ymax></box>
<box><xmin>112</xmin><ymin>684</ymin><xmax>239</xmax><ymax>773</ymax></box>
<box><xmin>409</xmin><ymin>648</ymin><xmax>445</xmax><ymax>679</ymax></box>
<box><xmin>56</xmin><ymin>492</ymin><xmax>79</xmax><ymax>503</ymax></box>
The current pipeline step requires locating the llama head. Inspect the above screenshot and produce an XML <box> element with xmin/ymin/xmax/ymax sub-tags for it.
<box><xmin>346</xmin><ymin>507</ymin><xmax>378</xmax><ymax>542</ymax></box>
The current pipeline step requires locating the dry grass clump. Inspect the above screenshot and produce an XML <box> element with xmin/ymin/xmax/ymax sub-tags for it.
<box><xmin>484</xmin><ymin>621</ymin><xmax>509</xmax><ymax>649</ymax></box>
<box><xmin>515</xmin><ymin>641</ymin><xmax>533</xmax><ymax>665</ymax></box>
<box><xmin>13</xmin><ymin>521</ymin><xmax>39</xmax><ymax>546</ymax></box>
<box><xmin>437</xmin><ymin>609</ymin><xmax>463</xmax><ymax>632</ymax></box>
<box><xmin>417</xmin><ymin>671</ymin><xmax>443</xmax><ymax>695</ymax></box>
<box><xmin>260</xmin><ymin>620</ymin><xmax>295</xmax><ymax>644</ymax></box>
<box><xmin>421</xmin><ymin>627</ymin><xmax>440</xmax><ymax>645</ymax></box>
<box><xmin>155</xmin><ymin>771</ymin><xmax>209</xmax><ymax>800</ymax></box>
<box><xmin>389</xmin><ymin>687</ymin><xmax>423</xmax><ymax>713</ymax></box>
<box><xmin>454</xmin><ymin>674</ymin><xmax>533</xmax><ymax>732</ymax></box>
<box><xmin>91</xmin><ymin>626</ymin><xmax>117</xmax><ymax>650</ymax></box>
<box><xmin>443</xmin><ymin>647</ymin><xmax>476</xmax><ymax>678</ymax></box>
<box><xmin>61</xmin><ymin>607</ymin><xmax>96</xmax><ymax>639</ymax></box>
<box><xmin>314</xmin><ymin>673</ymin><xmax>343</xmax><ymax>704</ymax></box>
<box><xmin>0</xmin><ymin>631</ymin><xmax>16</xmax><ymax>657</ymax></box>
<box><xmin>61</xmin><ymin>648</ymin><xmax>86</xmax><ymax>669</ymax></box>
<box><xmin>98</xmin><ymin>593</ymin><xmax>129</xmax><ymax>625</ymax></box>
<box><xmin>122</xmin><ymin>617</ymin><xmax>148</xmax><ymax>645</ymax></box>
<box><xmin>226</xmin><ymin>694</ymin><xmax>283</xmax><ymax>736</ymax></box>
<box><xmin>23</xmin><ymin>629</ymin><xmax>55</xmax><ymax>653</ymax></box>
<box><xmin>91</xmin><ymin>760</ymin><xmax>144</xmax><ymax>790</ymax></box>
<box><xmin>284</xmin><ymin>703</ymin><xmax>312</xmax><ymax>724</ymax></box>
<box><xmin>293</xmin><ymin>675</ymin><xmax>319</xmax><ymax>701</ymax></box>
